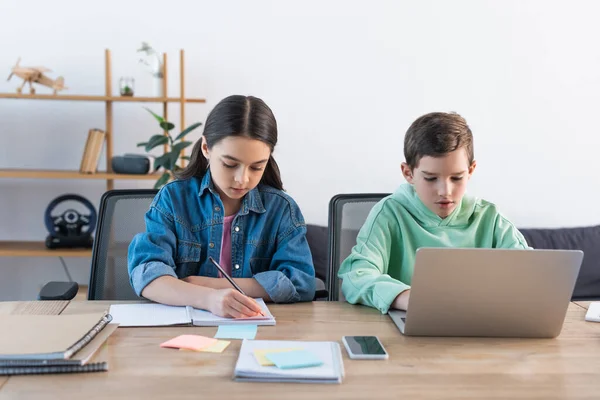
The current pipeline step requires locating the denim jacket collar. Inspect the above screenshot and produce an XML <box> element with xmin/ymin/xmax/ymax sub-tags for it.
<box><xmin>198</xmin><ymin>170</ymin><xmax>266</xmax><ymax>215</ymax></box>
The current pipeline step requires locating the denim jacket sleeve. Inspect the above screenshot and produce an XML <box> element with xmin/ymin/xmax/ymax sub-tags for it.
<box><xmin>252</xmin><ymin>202</ymin><xmax>316</xmax><ymax>303</ymax></box>
<box><xmin>127</xmin><ymin>190</ymin><xmax>179</xmax><ymax>296</ymax></box>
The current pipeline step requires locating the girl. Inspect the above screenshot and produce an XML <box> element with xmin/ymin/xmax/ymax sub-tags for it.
<box><xmin>128</xmin><ymin>95</ymin><xmax>316</xmax><ymax>318</ymax></box>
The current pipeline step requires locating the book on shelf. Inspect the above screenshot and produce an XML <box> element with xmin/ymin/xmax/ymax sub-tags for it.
<box><xmin>79</xmin><ymin>128</ymin><xmax>106</xmax><ymax>173</ymax></box>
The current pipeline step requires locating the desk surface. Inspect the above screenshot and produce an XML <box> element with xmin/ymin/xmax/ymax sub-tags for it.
<box><xmin>1</xmin><ymin>301</ymin><xmax>600</xmax><ymax>400</ymax></box>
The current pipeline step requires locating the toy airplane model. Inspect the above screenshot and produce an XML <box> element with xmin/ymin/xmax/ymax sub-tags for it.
<box><xmin>7</xmin><ymin>58</ymin><xmax>67</xmax><ymax>95</ymax></box>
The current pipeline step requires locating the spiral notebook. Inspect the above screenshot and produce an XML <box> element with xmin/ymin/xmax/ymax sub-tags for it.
<box><xmin>109</xmin><ymin>299</ymin><xmax>275</xmax><ymax>327</ymax></box>
<box><xmin>233</xmin><ymin>340</ymin><xmax>345</xmax><ymax>384</ymax></box>
<box><xmin>0</xmin><ymin>311</ymin><xmax>112</xmax><ymax>362</ymax></box>
<box><xmin>0</xmin><ymin>337</ymin><xmax>112</xmax><ymax>376</ymax></box>
<box><xmin>0</xmin><ymin>361</ymin><xmax>108</xmax><ymax>376</ymax></box>
<box><xmin>0</xmin><ymin>323</ymin><xmax>118</xmax><ymax>368</ymax></box>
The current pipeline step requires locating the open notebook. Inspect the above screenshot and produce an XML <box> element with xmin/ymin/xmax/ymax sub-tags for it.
<box><xmin>109</xmin><ymin>298</ymin><xmax>275</xmax><ymax>327</ymax></box>
<box><xmin>233</xmin><ymin>340</ymin><xmax>344</xmax><ymax>384</ymax></box>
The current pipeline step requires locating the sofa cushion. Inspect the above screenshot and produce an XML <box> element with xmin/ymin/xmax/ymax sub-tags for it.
<box><xmin>520</xmin><ymin>225</ymin><xmax>600</xmax><ymax>299</ymax></box>
<box><xmin>305</xmin><ymin>222</ymin><xmax>600</xmax><ymax>300</ymax></box>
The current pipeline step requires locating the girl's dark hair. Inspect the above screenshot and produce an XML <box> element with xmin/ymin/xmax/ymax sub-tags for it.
<box><xmin>176</xmin><ymin>95</ymin><xmax>283</xmax><ymax>190</ymax></box>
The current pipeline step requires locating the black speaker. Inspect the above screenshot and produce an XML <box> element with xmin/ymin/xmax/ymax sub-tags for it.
<box><xmin>111</xmin><ymin>154</ymin><xmax>151</xmax><ymax>174</ymax></box>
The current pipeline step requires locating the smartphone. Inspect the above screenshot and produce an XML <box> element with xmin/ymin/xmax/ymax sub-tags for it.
<box><xmin>341</xmin><ymin>336</ymin><xmax>388</xmax><ymax>360</ymax></box>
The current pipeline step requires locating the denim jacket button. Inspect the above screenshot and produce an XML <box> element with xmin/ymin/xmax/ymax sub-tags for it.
<box><xmin>234</xmin><ymin>264</ymin><xmax>240</xmax><ymax>270</ymax></box>
<box><xmin>214</xmin><ymin>206</ymin><xmax>221</xmax><ymax>212</ymax></box>
<box><xmin>234</xmin><ymin>226</ymin><xmax>240</xmax><ymax>232</ymax></box>
<box><xmin>209</xmin><ymin>242</ymin><xmax>215</xmax><ymax>248</ymax></box>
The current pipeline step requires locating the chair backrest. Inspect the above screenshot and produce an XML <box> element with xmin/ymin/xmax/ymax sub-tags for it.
<box><xmin>88</xmin><ymin>189</ymin><xmax>158</xmax><ymax>300</ymax></box>
<box><xmin>327</xmin><ymin>193</ymin><xmax>389</xmax><ymax>301</ymax></box>
<box><xmin>88</xmin><ymin>188</ymin><xmax>328</xmax><ymax>301</ymax></box>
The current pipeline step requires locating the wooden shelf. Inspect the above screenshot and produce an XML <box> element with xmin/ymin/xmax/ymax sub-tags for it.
<box><xmin>0</xmin><ymin>241</ymin><xmax>92</xmax><ymax>257</ymax></box>
<box><xmin>0</xmin><ymin>93</ymin><xmax>205</xmax><ymax>103</ymax></box>
<box><xmin>0</xmin><ymin>169</ymin><xmax>162</xmax><ymax>180</ymax></box>
<box><xmin>2</xmin><ymin>49</ymin><xmax>198</xmax><ymax>258</ymax></box>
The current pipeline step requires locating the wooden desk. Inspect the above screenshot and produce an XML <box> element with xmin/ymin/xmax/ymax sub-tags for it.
<box><xmin>1</xmin><ymin>302</ymin><xmax>600</xmax><ymax>400</ymax></box>
<box><xmin>574</xmin><ymin>301</ymin><xmax>592</xmax><ymax>310</ymax></box>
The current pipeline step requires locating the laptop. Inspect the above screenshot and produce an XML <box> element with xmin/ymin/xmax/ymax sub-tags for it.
<box><xmin>388</xmin><ymin>248</ymin><xmax>583</xmax><ymax>338</ymax></box>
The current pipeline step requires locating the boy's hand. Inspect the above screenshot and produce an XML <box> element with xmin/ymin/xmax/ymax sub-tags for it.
<box><xmin>392</xmin><ymin>289</ymin><xmax>411</xmax><ymax>311</ymax></box>
<box><xmin>208</xmin><ymin>289</ymin><xmax>263</xmax><ymax>318</ymax></box>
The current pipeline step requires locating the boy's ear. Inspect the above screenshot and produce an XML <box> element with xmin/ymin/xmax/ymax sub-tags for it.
<box><xmin>468</xmin><ymin>160</ymin><xmax>477</xmax><ymax>178</ymax></box>
<box><xmin>401</xmin><ymin>162</ymin><xmax>414</xmax><ymax>184</ymax></box>
<box><xmin>200</xmin><ymin>136</ymin><xmax>210</xmax><ymax>160</ymax></box>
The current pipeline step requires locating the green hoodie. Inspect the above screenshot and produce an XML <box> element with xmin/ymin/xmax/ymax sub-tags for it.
<box><xmin>337</xmin><ymin>184</ymin><xmax>529</xmax><ymax>314</ymax></box>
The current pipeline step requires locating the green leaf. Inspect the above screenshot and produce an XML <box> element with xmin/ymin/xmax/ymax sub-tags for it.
<box><xmin>160</xmin><ymin>121</ymin><xmax>176</xmax><ymax>131</ymax></box>
<box><xmin>144</xmin><ymin>107</ymin><xmax>164</xmax><ymax>123</ymax></box>
<box><xmin>174</xmin><ymin>122</ymin><xmax>203</xmax><ymax>141</ymax></box>
<box><xmin>171</xmin><ymin>141</ymin><xmax>193</xmax><ymax>153</ymax></box>
<box><xmin>136</xmin><ymin>142</ymin><xmax>148</xmax><ymax>148</ymax></box>
<box><xmin>145</xmin><ymin>135</ymin><xmax>169</xmax><ymax>152</ymax></box>
<box><xmin>154</xmin><ymin>172</ymin><xmax>171</xmax><ymax>189</ymax></box>
<box><xmin>166</xmin><ymin>151</ymin><xmax>180</xmax><ymax>171</ymax></box>
<box><xmin>153</xmin><ymin>153</ymin><xmax>171</xmax><ymax>170</ymax></box>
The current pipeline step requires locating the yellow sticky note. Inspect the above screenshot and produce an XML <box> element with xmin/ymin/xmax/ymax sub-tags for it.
<box><xmin>200</xmin><ymin>340</ymin><xmax>231</xmax><ymax>353</ymax></box>
<box><xmin>160</xmin><ymin>335</ymin><xmax>217</xmax><ymax>351</ymax></box>
<box><xmin>253</xmin><ymin>348</ymin><xmax>303</xmax><ymax>366</ymax></box>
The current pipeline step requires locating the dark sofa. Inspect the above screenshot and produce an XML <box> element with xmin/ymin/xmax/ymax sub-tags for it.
<box><xmin>305</xmin><ymin>224</ymin><xmax>600</xmax><ymax>300</ymax></box>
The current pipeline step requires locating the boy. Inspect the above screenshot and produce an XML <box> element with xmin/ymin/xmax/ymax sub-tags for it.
<box><xmin>337</xmin><ymin>112</ymin><xmax>528</xmax><ymax>314</ymax></box>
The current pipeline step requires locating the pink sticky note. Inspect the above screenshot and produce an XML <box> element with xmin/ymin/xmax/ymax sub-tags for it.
<box><xmin>160</xmin><ymin>335</ymin><xmax>218</xmax><ymax>351</ymax></box>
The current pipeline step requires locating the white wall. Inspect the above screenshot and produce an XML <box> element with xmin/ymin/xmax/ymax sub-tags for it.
<box><xmin>1</xmin><ymin>0</ymin><xmax>599</xmax><ymax>299</ymax></box>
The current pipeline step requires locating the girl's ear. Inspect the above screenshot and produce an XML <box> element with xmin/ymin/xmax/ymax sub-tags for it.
<box><xmin>200</xmin><ymin>136</ymin><xmax>210</xmax><ymax>160</ymax></box>
<box><xmin>401</xmin><ymin>162</ymin><xmax>414</xmax><ymax>184</ymax></box>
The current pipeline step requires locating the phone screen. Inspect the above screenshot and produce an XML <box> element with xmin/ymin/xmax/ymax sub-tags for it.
<box><xmin>344</xmin><ymin>336</ymin><xmax>386</xmax><ymax>355</ymax></box>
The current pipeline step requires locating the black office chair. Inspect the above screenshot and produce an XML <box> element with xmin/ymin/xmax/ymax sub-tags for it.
<box><xmin>88</xmin><ymin>189</ymin><xmax>158</xmax><ymax>300</ymax></box>
<box><xmin>327</xmin><ymin>193</ymin><xmax>389</xmax><ymax>301</ymax></box>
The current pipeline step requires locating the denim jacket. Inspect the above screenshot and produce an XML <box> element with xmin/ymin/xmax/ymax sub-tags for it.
<box><xmin>127</xmin><ymin>171</ymin><xmax>316</xmax><ymax>303</ymax></box>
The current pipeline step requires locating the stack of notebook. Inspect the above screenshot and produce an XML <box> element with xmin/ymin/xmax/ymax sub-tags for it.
<box><xmin>0</xmin><ymin>311</ymin><xmax>115</xmax><ymax>375</ymax></box>
<box><xmin>233</xmin><ymin>340</ymin><xmax>345</xmax><ymax>384</ymax></box>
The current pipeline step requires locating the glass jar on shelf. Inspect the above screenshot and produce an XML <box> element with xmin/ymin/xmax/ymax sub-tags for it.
<box><xmin>119</xmin><ymin>77</ymin><xmax>135</xmax><ymax>96</ymax></box>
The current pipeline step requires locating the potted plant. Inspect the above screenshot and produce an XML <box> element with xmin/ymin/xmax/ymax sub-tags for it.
<box><xmin>137</xmin><ymin>107</ymin><xmax>203</xmax><ymax>188</ymax></box>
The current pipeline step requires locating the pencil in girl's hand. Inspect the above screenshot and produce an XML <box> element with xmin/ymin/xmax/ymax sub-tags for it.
<box><xmin>208</xmin><ymin>256</ymin><xmax>266</xmax><ymax>317</ymax></box>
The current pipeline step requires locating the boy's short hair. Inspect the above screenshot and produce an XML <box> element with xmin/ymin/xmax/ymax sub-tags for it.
<box><xmin>404</xmin><ymin>112</ymin><xmax>474</xmax><ymax>170</ymax></box>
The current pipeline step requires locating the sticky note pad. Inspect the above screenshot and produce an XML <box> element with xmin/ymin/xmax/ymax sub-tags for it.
<box><xmin>160</xmin><ymin>335</ymin><xmax>218</xmax><ymax>351</ymax></box>
<box><xmin>253</xmin><ymin>348</ymin><xmax>303</xmax><ymax>366</ymax></box>
<box><xmin>200</xmin><ymin>340</ymin><xmax>231</xmax><ymax>353</ymax></box>
<box><xmin>265</xmin><ymin>350</ymin><xmax>324</xmax><ymax>369</ymax></box>
<box><xmin>214</xmin><ymin>325</ymin><xmax>257</xmax><ymax>340</ymax></box>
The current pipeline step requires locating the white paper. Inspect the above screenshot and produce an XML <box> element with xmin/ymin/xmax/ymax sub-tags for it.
<box><xmin>585</xmin><ymin>302</ymin><xmax>600</xmax><ymax>323</ymax></box>
<box><xmin>108</xmin><ymin>303</ymin><xmax>190</xmax><ymax>327</ymax></box>
<box><xmin>191</xmin><ymin>298</ymin><xmax>276</xmax><ymax>326</ymax></box>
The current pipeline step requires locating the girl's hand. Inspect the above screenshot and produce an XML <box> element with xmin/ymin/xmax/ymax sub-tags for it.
<box><xmin>209</xmin><ymin>288</ymin><xmax>264</xmax><ymax>318</ymax></box>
